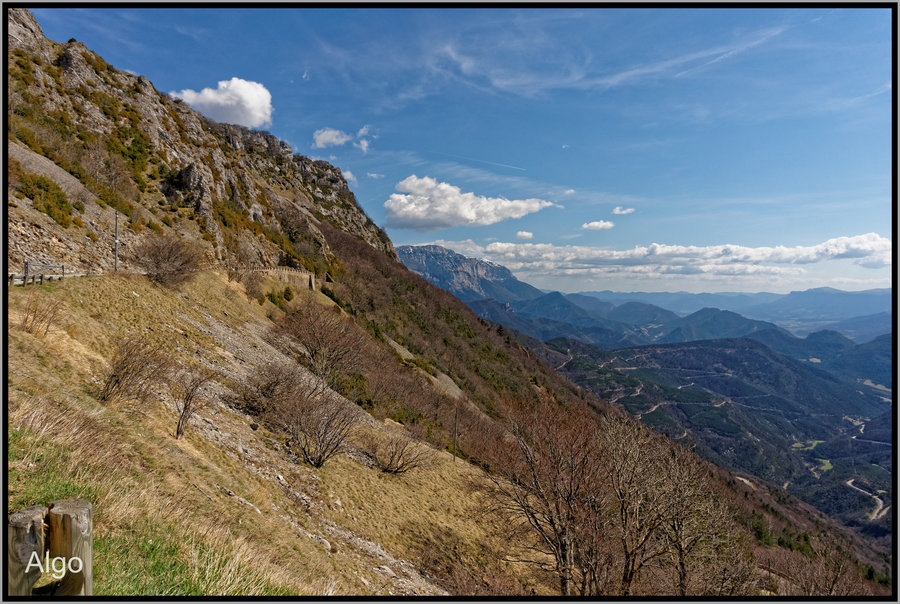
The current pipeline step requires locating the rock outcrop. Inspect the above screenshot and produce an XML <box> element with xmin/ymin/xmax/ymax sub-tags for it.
<box><xmin>6</xmin><ymin>7</ymin><xmax>394</xmax><ymax>274</ymax></box>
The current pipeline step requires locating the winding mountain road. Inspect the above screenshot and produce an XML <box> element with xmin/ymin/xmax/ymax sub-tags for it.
<box><xmin>845</xmin><ymin>479</ymin><xmax>890</xmax><ymax>521</ymax></box>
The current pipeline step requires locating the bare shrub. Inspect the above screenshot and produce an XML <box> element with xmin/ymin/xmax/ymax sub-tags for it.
<box><xmin>235</xmin><ymin>360</ymin><xmax>307</xmax><ymax>416</ymax></box>
<box><xmin>98</xmin><ymin>336</ymin><xmax>173</xmax><ymax>405</ymax></box>
<box><xmin>18</xmin><ymin>289</ymin><xmax>62</xmax><ymax>337</ymax></box>
<box><xmin>241</xmin><ymin>272</ymin><xmax>264</xmax><ymax>299</ymax></box>
<box><xmin>134</xmin><ymin>233</ymin><xmax>204</xmax><ymax>287</ymax></box>
<box><xmin>173</xmin><ymin>365</ymin><xmax>217</xmax><ymax>439</ymax></box>
<box><xmin>362</xmin><ymin>432</ymin><xmax>433</xmax><ymax>474</ymax></box>
<box><xmin>267</xmin><ymin>396</ymin><xmax>355</xmax><ymax>468</ymax></box>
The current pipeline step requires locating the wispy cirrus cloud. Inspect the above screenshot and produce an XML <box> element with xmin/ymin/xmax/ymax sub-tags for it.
<box><xmin>439</xmin><ymin>22</ymin><xmax>788</xmax><ymax>97</ymax></box>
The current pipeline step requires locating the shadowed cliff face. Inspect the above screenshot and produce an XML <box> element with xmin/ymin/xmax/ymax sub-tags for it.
<box><xmin>396</xmin><ymin>244</ymin><xmax>543</xmax><ymax>303</ymax></box>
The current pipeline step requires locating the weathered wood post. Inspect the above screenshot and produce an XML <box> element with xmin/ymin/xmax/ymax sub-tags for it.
<box><xmin>7</xmin><ymin>500</ymin><xmax>93</xmax><ymax>596</ymax></box>
<box><xmin>39</xmin><ymin>274</ymin><xmax>44</xmax><ymax>285</ymax></box>
<box><xmin>23</xmin><ymin>261</ymin><xmax>29</xmax><ymax>287</ymax></box>
<box><xmin>7</xmin><ymin>505</ymin><xmax>47</xmax><ymax>595</ymax></box>
<box><xmin>47</xmin><ymin>499</ymin><xmax>93</xmax><ymax>596</ymax></box>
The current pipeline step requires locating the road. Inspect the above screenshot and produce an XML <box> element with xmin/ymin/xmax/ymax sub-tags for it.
<box><xmin>845</xmin><ymin>479</ymin><xmax>890</xmax><ymax>521</ymax></box>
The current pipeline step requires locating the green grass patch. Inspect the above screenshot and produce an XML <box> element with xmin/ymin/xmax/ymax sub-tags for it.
<box><xmin>7</xmin><ymin>426</ymin><xmax>99</xmax><ymax>511</ymax></box>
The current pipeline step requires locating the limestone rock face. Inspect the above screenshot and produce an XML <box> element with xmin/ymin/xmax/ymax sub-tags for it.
<box><xmin>6</xmin><ymin>8</ymin><xmax>44</xmax><ymax>53</ymax></box>
<box><xmin>6</xmin><ymin>8</ymin><xmax>395</xmax><ymax>273</ymax></box>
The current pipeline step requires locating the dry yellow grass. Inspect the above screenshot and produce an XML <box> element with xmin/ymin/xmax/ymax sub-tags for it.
<box><xmin>6</xmin><ymin>270</ymin><xmax>546</xmax><ymax>595</ymax></box>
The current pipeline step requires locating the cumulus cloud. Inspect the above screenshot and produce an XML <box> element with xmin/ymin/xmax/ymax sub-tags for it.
<box><xmin>384</xmin><ymin>175</ymin><xmax>555</xmax><ymax>231</ymax></box>
<box><xmin>343</xmin><ymin>170</ymin><xmax>357</xmax><ymax>185</ymax></box>
<box><xmin>612</xmin><ymin>206</ymin><xmax>635</xmax><ymax>215</ymax></box>
<box><xmin>517</xmin><ymin>231</ymin><xmax>534</xmax><ymax>240</ymax></box>
<box><xmin>312</xmin><ymin>125</ymin><xmax>373</xmax><ymax>152</ymax></box>
<box><xmin>171</xmin><ymin>77</ymin><xmax>273</xmax><ymax>128</ymax></box>
<box><xmin>430</xmin><ymin>233</ymin><xmax>891</xmax><ymax>279</ymax></box>
<box><xmin>312</xmin><ymin>127</ymin><xmax>352</xmax><ymax>149</ymax></box>
<box><xmin>582</xmin><ymin>220</ymin><xmax>615</xmax><ymax>230</ymax></box>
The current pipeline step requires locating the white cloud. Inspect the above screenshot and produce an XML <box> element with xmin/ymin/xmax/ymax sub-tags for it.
<box><xmin>384</xmin><ymin>175</ymin><xmax>555</xmax><ymax>231</ymax></box>
<box><xmin>367</xmin><ymin>172</ymin><xmax>385</xmax><ymax>179</ymax></box>
<box><xmin>582</xmin><ymin>220</ymin><xmax>615</xmax><ymax>230</ymax></box>
<box><xmin>354</xmin><ymin>139</ymin><xmax>370</xmax><ymax>154</ymax></box>
<box><xmin>312</xmin><ymin>127</ymin><xmax>352</xmax><ymax>149</ymax></box>
<box><xmin>357</xmin><ymin>125</ymin><xmax>371</xmax><ymax>137</ymax></box>
<box><xmin>563</xmin><ymin>189</ymin><xmax>575</xmax><ymax>195</ymax></box>
<box><xmin>612</xmin><ymin>206</ymin><xmax>635</xmax><ymax>215</ymax></box>
<box><xmin>171</xmin><ymin>77</ymin><xmax>273</xmax><ymax>128</ymax></box>
<box><xmin>516</xmin><ymin>231</ymin><xmax>534</xmax><ymax>240</ymax></box>
<box><xmin>343</xmin><ymin>170</ymin><xmax>357</xmax><ymax>185</ymax></box>
<box><xmin>430</xmin><ymin>233</ymin><xmax>891</xmax><ymax>280</ymax></box>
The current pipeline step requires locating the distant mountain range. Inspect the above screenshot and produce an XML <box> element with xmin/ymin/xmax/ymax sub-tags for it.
<box><xmin>398</xmin><ymin>244</ymin><xmax>893</xmax><ymax>344</ymax></box>
<box><xmin>578</xmin><ymin>287</ymin><xmax>893</xmax><ymax>340</ymax></box>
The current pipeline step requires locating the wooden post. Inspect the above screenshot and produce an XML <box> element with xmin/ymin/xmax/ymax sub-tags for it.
<box><xmin>7</xmin><ymin>505</ymin><xmax>47</xmax><ymax>595</ymax></box>
<box><xmin>23</xmin><ymin>262</ymin><xmax>29</xmax><ymax>287</ymax></box>
<box><xmin>40</xmin><ymin>274</ymin><xmax>44</xmax><ymax>285</ymax></box>
<box><xmin>47</xmin><ymin>499</ymin><xmax>93</xmax><ymax>596</ymax></box>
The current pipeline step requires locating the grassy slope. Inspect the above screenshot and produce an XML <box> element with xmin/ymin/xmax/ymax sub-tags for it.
<box><xmin>6</xmin><ymin>271</ymin><xmax>543</xmax><ymax>596</ymax></box>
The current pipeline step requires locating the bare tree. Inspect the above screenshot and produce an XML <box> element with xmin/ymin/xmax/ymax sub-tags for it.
<box><xmin>226</xmin><ymin>238</ymin><xmax>257</xmax><ymax>282</ymax></box>
<box><xmin>598</xmin><ymin>412</ymin><xmax>669</xmax><ymax>596</ymax></box>
<box><xmin>658</xmin><ymin>444</ymin><xmax>743</xmax><ymax>596</ymax></box>
<box><xmin>134</xmin><ymin>233</ymin><xmax>204</xmax><ymax>287</ymax></box>
<box><xmin>362</xmin><ymin>431</ymin><xmax>433</xmax><ymax>474</ymax></box>
<box><xmin>173</xmin><ymin>365</ymin><xmax>217</xmax><ymax>439</ymax></box>
<box><xmin>271</xmin><ymin>301</ymin><xmax>367</xmax><ymax>394</ymax></box>
<box><xmin>98</xmin><ymin>336</ymin><xmax>173</xmax><ymax>405</ymax></box>
<box><xmin>266</xmin><ymin>394</ymin><xmax>355</xmax><ymax>468</ymax></box>
<box><xmin>778</xmin><ymin>543</ymin><xmax>870</xmax><ymax>596</ymax></box>
<box><xmin>482</xmin><ymin>407</ymin><xmax>607</xmax><ymax>596</ymax></box>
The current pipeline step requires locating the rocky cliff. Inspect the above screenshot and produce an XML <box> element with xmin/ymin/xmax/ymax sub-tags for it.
<box><xmin>6</xmin><ymin>7</ymin><xmax>393</xmax><ymax>275</ymax></box>
<box><xmin>396</xmin><ymin>244</ymin><xmax>542</xmax><ymax>303</ymax></box>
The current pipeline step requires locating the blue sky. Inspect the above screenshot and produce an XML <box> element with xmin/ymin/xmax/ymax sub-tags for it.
<box><xmin>32</xmin><ymin>7</ymin><xmax>894</xmax><ymax>293</ymax></box>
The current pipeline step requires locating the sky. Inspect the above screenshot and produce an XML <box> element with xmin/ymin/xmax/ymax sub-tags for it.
<box><xmin>31</xmin><ymin>7</ymin><xmax>894</xmax><ymax>294</ymax></box>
